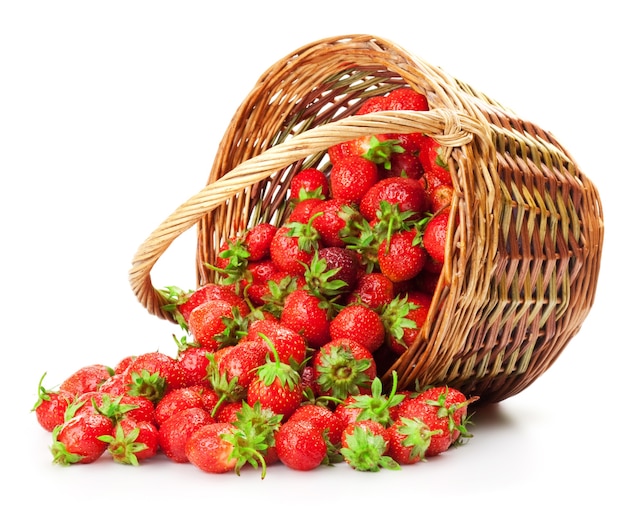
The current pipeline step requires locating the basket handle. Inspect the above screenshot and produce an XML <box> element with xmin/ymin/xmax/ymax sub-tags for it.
<box><xmin>128</xmin><ymin>108</ymin><xmax>485</xmax><ymax>321</ymax></box>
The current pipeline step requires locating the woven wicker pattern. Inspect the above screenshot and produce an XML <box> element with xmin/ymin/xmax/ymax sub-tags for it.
<box><xmin>129</xmin><ymin>34</ymin><xmax>603</xmax><ymax>403</ymax></box>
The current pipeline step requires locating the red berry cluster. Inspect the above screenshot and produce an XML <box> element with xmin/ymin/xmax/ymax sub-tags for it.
<box><xmin>33</xmin><ymin>87</ymin><xmax>478</xmax><ymax>475</ymax></box>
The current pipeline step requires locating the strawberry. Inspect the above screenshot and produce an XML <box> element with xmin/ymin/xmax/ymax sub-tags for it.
<box><xmin>339</xmin><ymin>419</ymin><xmax>399</xmax><ymax>472</ymax></box>
<box><xmin>378</xmin><ymin>228</ymin><xmax>428</xmax><ymax>282</ymax></box>
<box><xmin>185</xmin><ymin>422</ymin><xmax>239</xmax><ymax>473</ymax></box>
<box><xmin>186</xmin><ymin>401</ymin><xmax>280</xmax><ymax>477</ymax></box>
<box><xmin>100</xmin><ymin>417</ymin><xmax>159</xmax><ymax>465</ymax></box>
<box><xmin>215</xmin><ymin>338</ymin><xmax>268</xmax><ymax>390</ymax></box>
<box><xmin>384</xmin><ymin>291</ymin><xmax>432</xmax><ymax>355</ymax></box>
<box><xmin>386</xmin><ymin>416</ymin><xmax>435</xmax><ymax>465</ymax></box>
<box><xmin>288</xmin><ymin>404</ymin><xmax>345</xmax><ymax>447</ymax></box>
<box><xmin>310</xmin><ymin>198</ymin><xmax>353</xmax><ymax>248</ymax></box>
<box><xmin>428</xmin><ymin>183</ymin><xmax>454</xmax><ymax>213</ymax></box>
<box><xmin>269</xmin><ymin>223</ymin><xmax>319</xmax><ymax>276</ymax></box>
<box><xmin>418</xmin><ymin>137</ymin><xmax>452</xmax><ymax>187</ymax></box>
<box><xmin>329</xmin><ymin>155</ymin><xmax>379</xmax><ymax>203</ymax></box>
<box><xmin>315</xmin><ymin>246</ymin><xmax>361</xmax><ymax>294</ymax></box>
<box><xmin>344</xmin><ymin>272</ymin><xmax>395</xmax><ymax>309</ymax></box>
<box><xmin>395</xmin><ymin>386</ymin><xmax>476</xmax><ymax>456</ymax></box>
<box><xmin>383</xmin><ymin>150</ymin><xmax>424</xmax><ymax>180</ymax></box>
<box><xmin>157</xmin><ymin>406</ymin><xmax>214</xmax><ymax>463</ymax></box>
<box><xmin>275</xmin><ymin>418</ymin><xmax>330</xmax><ymax>471</ymax></box>
<box><xmin>51</xmin><ymin>411</ymin><xmax>114</xmax><ymax>465</ymax></box>
<box><xmin>287</xmin><ymin>197</ymin><xmax>324</xmax><ymax>224</ymax></box>
<box><xmin>246</xmin><ymin>318</ymin><xmax>308</xmax><ymax>366</ymax></box>
<box><xmin>98</xmin><ymin>372</ymin><xmax>131</xmax><ymax>397</ymax></box>
<box><xmin>246</xmin><ymin>340</ymin><xmax>304</xmax><ymax>420</ymax></box>
<box><xmin>32</xmin><ymin>372</ymin><xmax>73</xmax><ymax>432</ymax></box>
<box><xmin>124</xmin><ymin>351</ymin><xmax>186</xmax><ymax>403</ymax></box>
<box><xmin>59</xmin><ymin>364</ymin><xmax>113</xmax><ymax>396</ymax></box>
<box><xmin>119</xmin><ymin>394</ymin><xmax>156</xmax><ymax>424</ymax></box>
<box><xmin>360</xmin><ymin>176</ymin><xmax>429</xmax><ymax>222</ymax></box>
<box><xmin>280</xmin><ymin>288</ymin><xmax>332</xmax><ymax>349</ymax></box>
<box><xmin>176</xmin><ymin>343</ymin><xmax>212</xmax><ymax>388</ymax></box>
<box><xmin>187</xmin><ymin>299</ymin><xmax>246</xmax><ymax>351</ymax></box>
<box><xmin>329</xmin><ymin>304</ymin><xmax>385</xmax><ymax>353</ymax></box>
<box><xmin>289</xmin><ymin>167</ymin><xmax>329</xmax><ymax>201</ymax></box>
<box><xmin>313</xmin><ymin>338</ymin><xmax>376</xmax><ymax>400</ymax></box>
<box><xmin>386</xmin><ymin>87</ymin><xmax>429</xmax><ymax>112</ymax></box>
<box><xmin>161</xmin><ymin>282</ymin><xmax>247</xmax><ymax>331</ymax></box>
<box><xmin>336</xmin><ymin>373</ymin><xmax>405</xmax><ymax>428</ymax></box>
<box><xmin>154</xmin><ymin>385</ymin><xmax>212</xmax><ymax>426</ymax></box>
<box><xmin>422</xmin><ymin>208</ymin><xmax>451</xmax><ymax>264</ymax></box>
<box><xmin>355</xmin><ymin>94</ymin><xmax>390</xmax><ymax>115</ymax></box>
<box><xmin>244</xmin><ymin>222</ymin><xmax>278</xmax><ymax>262</ymax></box>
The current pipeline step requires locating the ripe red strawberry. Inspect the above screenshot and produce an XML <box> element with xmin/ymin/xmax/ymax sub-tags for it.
<box><xmin>395</xmin><ymin>386</ymin><xmax>476</xmax><ymax>456</ymax></box>
<box><xmin>32</xmin><ymin>373</ymin><xmax>73</xmax><ymax>432</ymax></box>
<box><xmin>355</xmin><ymin>94</ymin><xmax>390</xmax><ymax>115</ymax></box>
<box><xmin>289</xmin><ymin>404</ymin><xmax>345</xmax><ymax>447</ymax></box>
<box><xmin>360</xmin><ymin>176</ymin><xmax>429</xmax><ymax>222</ymax></box>
<box><xmin>244</xmin><ymin>259</ymin><xmax>282</xmax><ymax>306</ymax></box>
<box><xmin>69</xmin><ymin>391</ymin><xmax>135</xmax><ymax>422</ymax></box>
<box><xmin>386</xmin><ymin>87</ymin><xmax>429</xmax><ymax>112</ymax></box>
<box><xmin>158</xmin><ymin>406</ymin><xmax>214</xmax><ymax>463</ymax></box>
<box><xmin>100</xmin><ymin>417</ymin><xmax>159</xmax><ymax>465</ymax></box>
<box><xmin>215</xmin><ymin>338</ymin><xmax>269</xmax><ymax>390</ymax></box>
<box><xmin>114</xmin><ymin>355</ymin><xmax>136</xmax><ymax>375</ymax></box>
<box><xmin>418</xmin><ymin>137</ymin><xmax>452</xmax><ymax>187</ymax></box>
<box><xmin>340</xmin><ymin>419</ymin><xmax>399</xmax><ymax>471</ymax></box>
<box><xmin>386</xmin><ymin>416</ymin><xmax>434</xmax><ymax>465</ymax></box>
<box><xmin>246</xmin><ymin>318</ymin><xmax>308</xmax><ymax>366</ymax></box>
<box><xmin>310</xmin><ymin>198</ymin><xmax>352</xmax><ymax>247</ymax></box>
<box><xmin>313</xmin><ymin>338</ymin><xmax>376</xmax><ymax>399</ymax></box>
<box><xmin>119</xmin><ymin>394</ymin><xmax>156</xmax><ymax>424</ymax></box>
<box><xmin>51</xmin><ymin>411</ymin><xmax>114</xmax><ymax>465</ymax></box>
<box><xmin>289</xmin><ymin>168</ymin><xmax>329</xmax><ymax>200</ymax></box>
<box><xmin>246</xmin><ymin>347</ymin><xmax>304</xmax><ymax>420</ymax></box>
<box><xmin>98</xmin><ymin>372</ymin><xmax>131</xmax><ymax>397</ymax></box>
<box><xmin>187</xmin><ymin>299</ymin><xmax>246</xmax><ymax>351</ymax></box>
<box><xmin>422</xmin><ymin>208</ymin><xmax>451</xmax><ymax>264</ymax></box>
<box><xmin>287</xmin><ymin>197</ymin><xmax>324</xmax><ymax>224</ymax></box>
<box><xmin>345</xmin><ymin>272</ymin><xmax>395</xmax><ymax>309</ymax></box>
<box><xmin>161</xmin><ymin>282</ymin><xmax>248</xmax><ymax>330</ymax></box>
<box><xmin>378</xmin><ymin>228</ymin><xmax>428</xmax><ymax>282</ymax></box>
<box><xmin>240</xmin><ymin>222</ymin><xmax>276</xmax><ymax>261</ymax></box>
<box><xmin>335</xmin><ymin>373</ymin><xmax>405</xmax><ymax>428</ymax></box>
<box><xmin>384</xmin><ymin>291</ymin><xmax>432</xmax><ymax>355</ymax></box>
<box><xmin>275</xmin><ymin>418</ymin><xmax>330</xmax><ymax>471</ymax></box>
<box><xmin>329</xmin><ymin>304</ymin><xmax>385</xmax><ymax>353</ymax></box>
<box><xmin>383</xmin><ymin>150</ymin><xmax>424</xmax><ymax>180</ymax></box>
<box><xmin>329</xmin><ymin>155</ymin><xmax>379</xmax><ymax>203</ymax></box>
<box><xmin>214</xmin><ymin>400</ymin><xmax>243</xmax><ymax>423</ymax></box>
<box><xmin>154</xmin><ymin>385</ymin><xmax>211</xmax><ymax>426</ymax></box>
<box><xmin>388</xmin><ymin>131</ymin><xmax>427</xmax><ymax>154</ymax></box>
<box><xmin>59</xmin><ymin>364</ymin><xmax>113</xmax><ymax>396</ymax></box>
<box><xmin>280</xmin><ymin>288</ymin><xmax>332</xmax><ymax>349</ymax></box>
<box><xmin>125</xmin><ymin>351</ymin><xmax>186</xmax><ymax>403</ymax></box>
<box><xmin>176</xmin><ymin>344</ymin><xmax>211</xmax><ymax>388</ymax></box>
<box><xmin>269</xmin><ymin>224</ymin><xmax>319</xmax><ymax>276</ymax></box>
<box><xmin>185</xmin><ymin>422</ymin><xmax>239</xmax><ymax>474</ymax></box>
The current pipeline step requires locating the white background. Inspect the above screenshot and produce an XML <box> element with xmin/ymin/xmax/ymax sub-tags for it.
<box><xmin>1</xmin><ymin>1</ymin><xmax>622</xmax><ymax>513</ymax></box>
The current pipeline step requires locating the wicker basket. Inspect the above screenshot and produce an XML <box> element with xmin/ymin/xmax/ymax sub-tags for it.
<box><xmin>128</xmin><ymin>34</ymin><xmax>603</xmax><ymax>404</ymax></box>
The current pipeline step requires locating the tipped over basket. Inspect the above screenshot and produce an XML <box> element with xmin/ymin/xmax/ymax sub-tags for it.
<box><xmin>129</xmin><ymin>34</ymin><xmax>603</xmax><ymax>404</ymax></box>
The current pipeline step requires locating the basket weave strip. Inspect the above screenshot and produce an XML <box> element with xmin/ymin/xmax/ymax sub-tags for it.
<box><xmin>129</xmin><ymin>34</ymin><xmax>603</xmax><ymax>403</ymax></box>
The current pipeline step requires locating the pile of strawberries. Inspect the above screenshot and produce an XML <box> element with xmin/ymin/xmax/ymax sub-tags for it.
<box><xmin>33</xmin><ymin>87</ymin><xmax>478</xmax><ymax>476</ymax></box>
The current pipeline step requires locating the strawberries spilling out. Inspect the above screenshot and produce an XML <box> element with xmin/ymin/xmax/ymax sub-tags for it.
<box><xmin>33</xmin><ymin>87</ymin><xmax>479</xmax><ymax>475</ymax></box>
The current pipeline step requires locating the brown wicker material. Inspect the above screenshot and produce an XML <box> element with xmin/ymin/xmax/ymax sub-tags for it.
<box><xmin>128</xmin><ymin>34</ymin><xmax>603</xmax><ymax>403</ymax></box>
